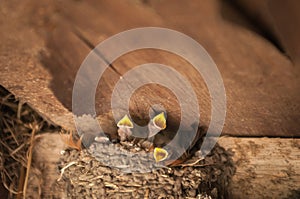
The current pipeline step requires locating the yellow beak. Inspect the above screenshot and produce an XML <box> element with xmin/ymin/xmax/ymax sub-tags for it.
<box><xmin>153</xmin><ymin>147</ymin><xmax>169</xmax><ymax>162</ymax></box>
<box><xmin>152</xmin><ymin>112</ymin><xmax>167</xmax><ymax>130</ymax></box>
<box><xmin>117</xmin><ymin>114</ymin><xmax>134</xmax><ymax>128</ymax></box>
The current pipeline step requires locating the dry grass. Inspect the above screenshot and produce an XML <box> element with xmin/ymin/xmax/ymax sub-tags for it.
<box><xmin>0</xmin><ymin>86</ymin><xmax>57</xmax><ymax>198</ymax></box>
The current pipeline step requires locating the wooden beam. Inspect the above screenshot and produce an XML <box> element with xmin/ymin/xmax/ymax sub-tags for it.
<box><xmin>52</xmin><ymin>0</ymin><xmax>300</xmax><ymax>136</ymax></box>
<box><xmin>218</xmin><ymin>137</ymin><xmax>300</xmax><ymax>198</ymax></box>
<box><xmin>1</xmin><ymin>0</ymin><xmax>299</xmax><ymax>137</ymax></box>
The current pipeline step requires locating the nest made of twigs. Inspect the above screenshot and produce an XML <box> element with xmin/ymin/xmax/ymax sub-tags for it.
<box><xmin>0</xmin><ymin>86</ymin><xmax>56</xmax><ymax>198</ymax></box>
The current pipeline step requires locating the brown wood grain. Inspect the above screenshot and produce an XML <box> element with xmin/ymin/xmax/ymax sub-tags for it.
<box><xmin>45</xmin><ymin>0</ymin><xmax>300</xmax><ymax>136</ymax></box>
<box><xmin>218</xmin><ymin>137</ymin><xmax>300</xmax><ymax>198</ymax></box>
<box><xmin>0</xmin><ymin>0</ymin><xmax>299</xmax><ymax>137</ymax></box>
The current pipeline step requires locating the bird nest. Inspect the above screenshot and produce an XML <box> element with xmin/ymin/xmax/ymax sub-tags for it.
<box><xmin>0</xmin><ymin>85</ymin><xmax>235</xmax><ymax>198</ymax></box>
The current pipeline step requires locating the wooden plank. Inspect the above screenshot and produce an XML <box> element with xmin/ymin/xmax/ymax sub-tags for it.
<box><xmin>134</xmin><ymin>0</ymin><xmax>300</xmax><ymax>136</ymax></box>
<box><xmin>231</xmin><ymin>0</ymin><xmax>300</xmax><ymax>66</ymax></box>
<box><xmin>29</xmin><ymin>133</ymin><xmax>66</xmax><ymax>198</ymax></box>
<box><xmin>0</xmin><ymin>0</ymin><xmax>75</xmax><ymax>129</ymax></box>
<box><xmin>40</xmin><ymin>20</ymin><xmax>128</xmax><ymax>137</ymax></box>
<box><xmin>52</xmin><ymin>0</ymin><xmax>300</xmax><ymax>136</ymax></box>
<box><xmin>218</xmin><ymin>137</ymin><xmax>300</xmax><ymax>198</ymax></box>
<box><xmin>0</xmin><ymin>1</ymin><xmax>120</xmax><ymax>133</ymax></box>
<box><xmin>62</xmin><ymin>0</ymin><xmax>210</xmax><ymax>120</ymax></box>
<box><xmin>1</xmin><ymin>0</ymin><xmax>300</xmax><ymax>137</ymax></box>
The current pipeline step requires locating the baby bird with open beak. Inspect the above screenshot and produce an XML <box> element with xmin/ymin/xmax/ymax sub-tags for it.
<box><xmin>117</xmin><ymin>114</ymin><xmax>134</xmax><ymax>141</ymax></box>
<box><xmin>153</xmin><ymin>147</ymin><xmax>169</xmax><ymax>163</ymax></box>
<box><xmin>148</xmin><ymin>112</ymin><xmax>167</xmax><ymax>137</ymax></box>
<box><xmin>116</xmin><ymin>112</ymin><xmax>169</xmax><ymax>164</ymax></box>
<box><xmin>154</xmin><ymin>122</ymin><xmax>205</xmax><ymax>166</ymax></box>
<box><xmin>147</xmin><ymin>112</ymin><xmax>169</xmax><ymax>163</ymax></box>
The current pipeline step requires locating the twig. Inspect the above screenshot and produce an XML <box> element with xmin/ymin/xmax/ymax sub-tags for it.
<box><xmin>57</xmin><ymin>161</ymin><xmax>77</xmax><ymax>181</ymax></box>
<box><xmin>3</xmin><ymin>118</ymin><xmax>19</xmax><ymax>145</ymax></box>
<box><xmin>106</xmin><ymin>189</ymin><xmax>135</xmax><ymax>193</ymax></box>
<box><xmin>22</xmin><ymin>124</ymin><xmax>36</xmax><ymax>199</ymax></box>
<box><xmin>1</xmin><ymin>101</ymin><xmax>18</xmax><ymax>109</ymax></box>
<box><xmin>2</xmin><ymin>170</ymin><xmax>13</xmax><ymax>184</ymax></box>
<box><xmin>104</xmin><ymin>182</ymin><xmax>118</xmax><ymax>189</ymax></box>
<box><xmin>191</xmin><ymin>163</ymin><xmax>214</xmax><ymax>167</ymax></box>
<box><xmin>16</xmin><ymin>166</ymin><xmax>25</xmax><ymax>199</ymax></box>
<box><xmin>2</xmin><ymin>180</ymin><xmax>20</xmax><ymax>195</ymax></box>
<box><xmin>144</xmin><ymin>188</ymin><xmax>150</xmax><ymax>199</ymax></box>
<box><xmin>119</xmin><ymin>183</ymin><xmax>142</xmax><ymax>187</ymax></box>
<box><xmin>176</xmin><ymin>158</ymin><xmax>205</xmax><ymax>167</ymax></box>
<box><xmin>17</xmin><ymin>100</ymin><xmax>23</xmax><ymax>120</ymax></box>
<box><xmin>10</xmin><ymin>143</ymin><xmax>26</xmax><ymax>156</ymax></box>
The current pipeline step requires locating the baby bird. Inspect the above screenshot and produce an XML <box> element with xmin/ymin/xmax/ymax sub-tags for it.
<box><xmin>153</xmin><ymin>147</ymin><xmax>169</xmax><ymax>162</ymax></box>
<box><xmin>116</xmin><ymin>112</ymin><xmax>169</xmax><ymax>163</ymax></box>
<box><xmin>148</xmin><ymin>112</ymin><xmax>167</xmax><ymax>137</ymax></box>
<box><xmin>155</xmin><ymin>123</ymin><xmax>205</xmax><ymax>166</ymax></box>
<box><xmin>117</xmin><ymin>114</ymin><xmax>134</xmax><ymax>141</ymax></box>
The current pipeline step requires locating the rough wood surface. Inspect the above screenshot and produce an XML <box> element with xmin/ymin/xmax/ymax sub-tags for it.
<box><xmin>218</xmin><ymin>137</ymin><xmax>300</xmax><ymax>198</ymax></box>
<box><xmin>1</xmin><ymin>0</ymin><xmax>299</xmax><ymax>137</ymax></box>
<box><xmin>0</xmin><ymin>0</ymin><xmax>75</xmax><ymax>129</ymax></box>
<box><xmin>28</xmin><ymin>133</ymin><xmax>66</xmax><ymax>198</ymax></box>
<box><xmin>232</xmin><ymin>0</ymin><xmax>300</xmax><ymax>66</ymax></box>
